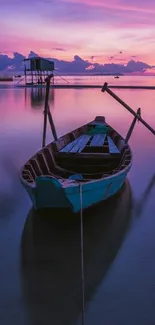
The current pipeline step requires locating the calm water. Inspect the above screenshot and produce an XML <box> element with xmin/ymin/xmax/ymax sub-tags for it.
<box><xmin>1</xmin><ymin>74</ymin><xmax>155</xmax><ymax>87</ymax></box>
<box><xmin>0</xmin><ymin>76</ymin><xmax>155</xmax><ymax>325</ymax></box>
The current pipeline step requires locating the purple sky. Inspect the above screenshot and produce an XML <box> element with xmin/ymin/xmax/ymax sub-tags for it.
<box><xmin>0</xmin><ymin>0</ymin><xmax>155</xmax><ymax>65</ymax></box>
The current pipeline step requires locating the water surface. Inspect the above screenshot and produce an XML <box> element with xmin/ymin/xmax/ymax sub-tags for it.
<box><xmin>0</xmin><ymin>77</ymin><xmax>155</xmax><ymax>325</ymax></box>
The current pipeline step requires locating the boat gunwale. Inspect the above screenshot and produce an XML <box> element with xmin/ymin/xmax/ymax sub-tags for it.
<box><xmin>20</xmin><ymin>161</ymin><xmax>132</xmax><ymax>194</ymax></box>
<box><xmin>20</xmin><ymin>118</ymin><xmax>132</xmax><ymax>189</ymax></box>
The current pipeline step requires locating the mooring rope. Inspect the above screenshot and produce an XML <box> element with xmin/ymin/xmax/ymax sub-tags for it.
<box><xmin>79</xmin><ymin>182</ymin><xmax>85</xmax><ymax>325</ymax></box>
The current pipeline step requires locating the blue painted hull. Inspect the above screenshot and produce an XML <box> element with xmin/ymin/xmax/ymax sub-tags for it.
<box><xmin>21</xmin><ymin>164</ymin><xmax>131</xmax><ymax>213</ymax></box>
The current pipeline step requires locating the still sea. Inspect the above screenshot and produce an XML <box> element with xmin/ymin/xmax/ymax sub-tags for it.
<box><xmin>0</xmin><ymin>75</ymin><xmax>155</xmax><ymax>325</ymax></box>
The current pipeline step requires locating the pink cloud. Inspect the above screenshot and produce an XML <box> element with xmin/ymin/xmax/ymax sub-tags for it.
<box><xmin>1</xmin><ymin>0</ymin><xmax>155</xmax><ymax>66</ymax></box>
<box><xmin>62</xmin><ymin>0</ymin><xmax>155</xmax><ymax>14</ymax></box>
<box><xmin>0</xmin><ymin>34</ymin><xmax>85</xmax><ymax>58</ymax></box>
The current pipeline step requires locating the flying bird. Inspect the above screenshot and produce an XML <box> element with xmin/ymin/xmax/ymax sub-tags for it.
<box><xmin>90</xmin><ymin>56</ymin><xmax>94</xmax><ymax>61</ymax></box>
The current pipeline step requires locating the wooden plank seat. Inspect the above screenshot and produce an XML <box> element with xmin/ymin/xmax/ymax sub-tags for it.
<box><xmin>70</xmin><ymin>135</ymin><xmax>91</xmax><ymax>153</ymax></box>
<box><xmin>58</xmin><ymin>134</ymin><xmax>120</xmax><ymax>157</ymax></box>
<box><xmin>90</xmin><ymin>134</ymin><xmax>106</xmax><ymax>146</ymax></box>
<box><xmin>60</xmin><ymin>135</ymin><xmax>84</xmax><ymax>152</ymax></box>
<box><xmin>60</xmin><ymin>134</ymin><xmax>92</xmax><ymax>153</ymax></box>
<box><xmin>107</xmin><ymin>136</ymin><xmax>120</xmax><ymax>154</ymax></box>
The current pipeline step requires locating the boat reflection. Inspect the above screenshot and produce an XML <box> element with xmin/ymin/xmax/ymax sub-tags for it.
<box><xmin>21</xmin><ymin>181</ymin><xmax>132</xmax><ymax>325</ymax></box>
<box><xmin>134</xmin><ymin>173</ymin><xmax>155</xmax><ymax>218</ymax></box>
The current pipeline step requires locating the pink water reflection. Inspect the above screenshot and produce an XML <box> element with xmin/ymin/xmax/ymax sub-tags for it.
<box><xmin>1</xmin><ymin>84</ymin><xmax>155</xmax><ymax>199</ymax></box>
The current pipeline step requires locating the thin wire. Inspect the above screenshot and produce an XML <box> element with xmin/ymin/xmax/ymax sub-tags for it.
<box><xmin>54</xmin><ymin>71</ymin><xmax>70</xmax><ymax>84</ymax></box>
<box><xmin>79</xmin><ymin>182</ymin><xmax>85</xmax><ymax>325</ymax></box>
<box><xmin>15</xmin><ymin>75</ymin><xmax>25</xmax><ymax>85</ymax></box>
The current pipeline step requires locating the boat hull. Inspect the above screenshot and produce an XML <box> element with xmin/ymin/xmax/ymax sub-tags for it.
<box><xmin>22</xmin><ymin>164</ymin><xmax>131</xmax><ymax>213</ymax></box>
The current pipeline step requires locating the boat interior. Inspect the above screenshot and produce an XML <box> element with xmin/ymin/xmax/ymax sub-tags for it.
<box><xmin>21</xmin><ymin>118</ymin><xmax>132</xmax><ymax>183</ymax></box>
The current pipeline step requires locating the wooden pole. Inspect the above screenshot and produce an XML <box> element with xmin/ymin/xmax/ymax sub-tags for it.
<box><xmin>125</xmin><ymin>108</ymin><xmax>141</xmax><ymax>143</ymax></box>
<box><xmin>24</xmin><ymin>61</ymin><xmax>26</xmax><ymax>85</ymax></box>
<box><xmin>47</xmin><ymin>105</ymin><xmax>58</xmax><ymax>141</ymax></box>
<box><xmin>42</xmin><ymin>73</ymin><xmax>57</xmax><ymax>147</ymax></box>
<box><xmin>102</xmin><ymin>82</ymin><xmax>155</xmax><ymax>136</ymax></box>
<box><xmin>42</xmin><ymin>75</ymin><xmax>51</xmax><ymax>147</ymax></box>
<box><xmin>32</xmin><ymin>71</ymin><xmax>33</xmax><ymax>85</ymax></box>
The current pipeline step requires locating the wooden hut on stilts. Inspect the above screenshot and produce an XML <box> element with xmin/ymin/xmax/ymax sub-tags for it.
<box><xmin>23</xmin><ymin>57</ymin><xmax>54</xmax><ymax>86</ymax></box>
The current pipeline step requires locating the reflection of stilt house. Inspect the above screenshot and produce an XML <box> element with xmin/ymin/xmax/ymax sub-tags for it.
<box><xmin>30</xmin><ymin>87</ymin><xmax>45</xmax><ymax>107</ymax></box>
<box><xmin>24</xmin><ymin>57</ymin><xmax>54</xmax><ymax>85</ymax></box>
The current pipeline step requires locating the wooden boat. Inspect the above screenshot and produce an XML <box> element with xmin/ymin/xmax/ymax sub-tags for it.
<box><xmin>20</xmin><ymin>116</ymin><xmax>132</xmax><ymax>212</ymax></box>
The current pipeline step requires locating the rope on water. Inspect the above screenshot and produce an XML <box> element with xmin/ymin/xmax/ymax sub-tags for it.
<box><xmin>79</xmin><ymin>182</ymin><xmax>85</xmax><ymax>325</ymax></box>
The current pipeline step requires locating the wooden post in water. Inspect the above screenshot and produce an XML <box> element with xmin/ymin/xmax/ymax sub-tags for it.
<box><xmin>102</xmin><ymin>83</ymin><xmax>155</xmax><ymax>136</ymax></box>
<box><xmin>125</xmin><ymin>108</ymin><xmax>141</xmax><ymax>143</ymax></box>
<box><xmin>42</xmin><ymin>74</ymin><xmax>54</xmax><ymax>147</ymax></box>
<box><xmin>47</xmin><ymin>105</ymin><xmax>58</xmax><ymax>141</ymax></box>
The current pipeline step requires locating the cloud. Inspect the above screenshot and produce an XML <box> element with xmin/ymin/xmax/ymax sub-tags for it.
<box><xmin>3</xmin><ymin>0</ymin><xmax>154</xmax><ymax>30</ymax></box>
<box><xmin>0</xmin><ymin>51</ymin><xmax>152</xmax><ymax>74</ymax></box>
<box><xmin>0</xmin><ymin>55</ymin><xmax>12</xmax><ymax>70</ymax></box>
<box><xmin>125</xmin><ymin>60</ymin><xmax>150</xmax><ymax>73</ymax></box>
<box><xmin>1</xmin><ymin>0</ymin><xmax>155</xmax><ymax>67</ymax></box>
<box><xmin>0</xmin><ymin>52</ymin><xmax>25</xmax><ymax>70</ymax></box>
<box><xmin>52</xmin><ymin>48</ymin><xmax>66</xmax><ymax>52</ymax></box>
<box><xmin>62</xmin><ymin>0</ymin><xmax>155</xmax><ymax>14</ymax></box>
<box><xmin>45</xmin><ymin>0</ymin><xmax>155</xmax><ymax>31</ymax></box>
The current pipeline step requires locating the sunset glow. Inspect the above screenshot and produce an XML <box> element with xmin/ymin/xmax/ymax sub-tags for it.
<box><xmin>0</xmin><ymin>0</ymin><xmax>155</xmax><ymax>65</ymax></box>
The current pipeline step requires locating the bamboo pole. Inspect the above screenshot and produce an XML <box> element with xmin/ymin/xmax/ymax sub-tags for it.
<box><xmin>42</xmin><ymin>74</ymin><xmax>53</xmax><ymax>147</ymax></box>
<box><xmin>42</xmin><ymin>73</ymin><xmax>58</xmax><ymax>147</ymax></box>
<box><xmin>102</xmin><ymin>82</ymin><xmax>155</xmax><ymax>136</ymax></box>
<box><xmin>125</xmin><ymin>108</ymin><xmax>141</xmax><ymax>143</ymax></box>
<box><xmin>47</xmin><ymin>105</ymin><xmax>58</xmax><ymax>141</ymax></box>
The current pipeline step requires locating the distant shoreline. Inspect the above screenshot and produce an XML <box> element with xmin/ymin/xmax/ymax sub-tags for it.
<box><xmin>1</xmin><ymin>84</ymin><xmax>155</xmax><ymax>90</ymax></box>
<box><xmin>0</xmin><ymin>72</ymin><xmax>123</xmax><ymax>79</ymax></box>
<box><xmin>1</xmin><ymin>72</ymin><xmax>155</xmax><ymax>78</ymax></box>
